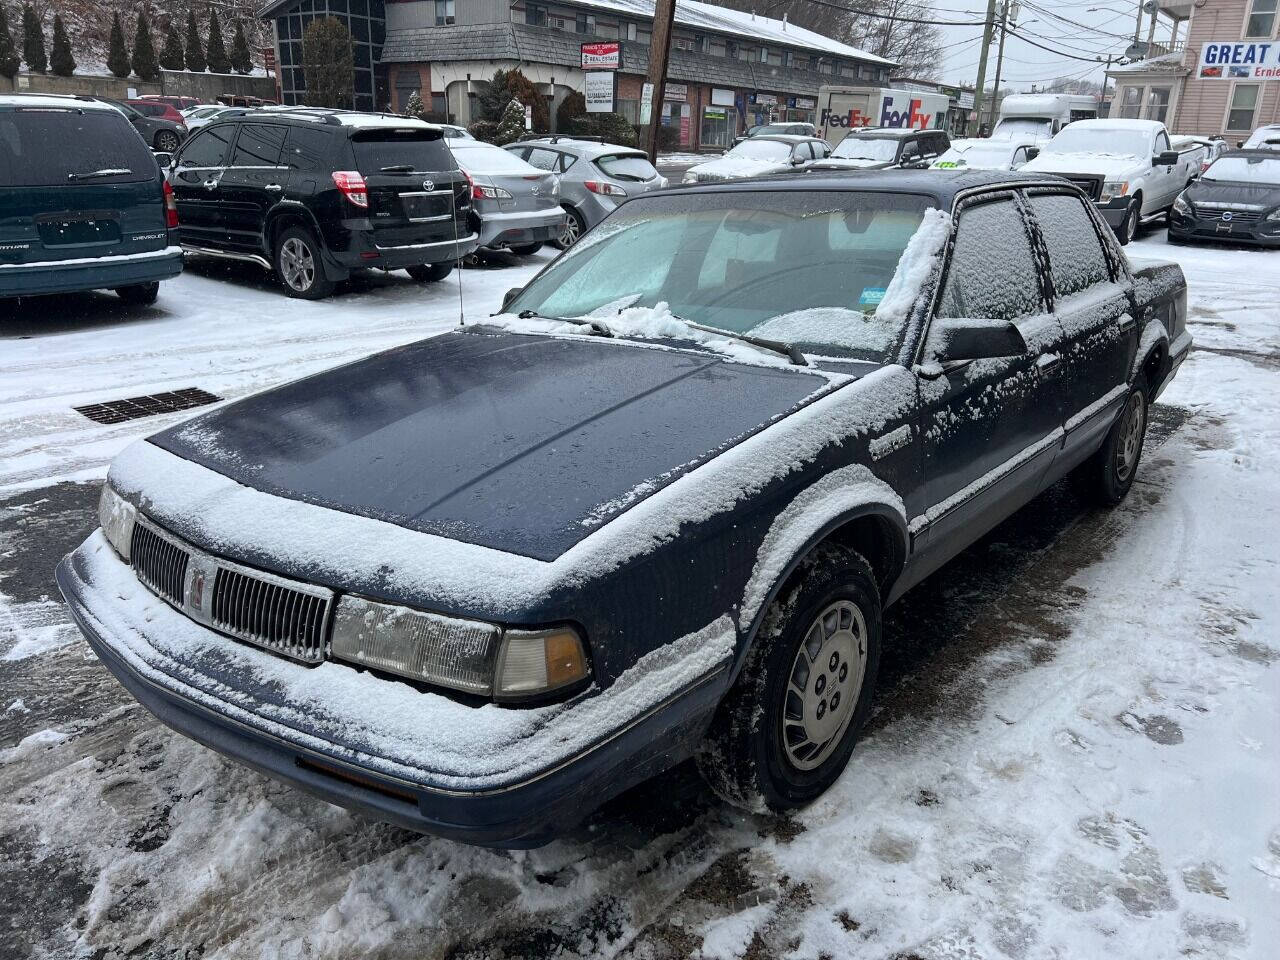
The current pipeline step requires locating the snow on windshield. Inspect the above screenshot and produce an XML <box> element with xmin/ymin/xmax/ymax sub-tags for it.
<box><xmin>1046</xmin><ymin>126</ymin><xmax>1149</xmax><ymax>159</ymax></box>
<box><xmin>1203</xmin><ymin>155</ymin><xmax>1280</xmax><ymax>185</ymax></box>
<box><xmin>992</xmin><ymin>117</ymin><xmax>1051</xmax><ymax>139</ymax></box>
<box><xmin>934</xmin><ymin>141</ymin><xmax>1013</xmax><ymax>168</ymax></box>
<box><xmin>831</xmin><ymin>136</ymin><xmax>899</xmax><ymax>162</ymax></box>
<box><xmin>728</xmin><ymin>139</ymin><xmax>792</xmax><ymax>161</ymax></box>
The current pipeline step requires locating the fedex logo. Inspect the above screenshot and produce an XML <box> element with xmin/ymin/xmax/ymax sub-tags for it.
<box><xmin>819</xmin><ymin>107</ymin><xmax>873</xmax><ymax>129</ymax></box>
<box><xmin>880</xmin><ymin>96</ymin><xmax>932</xmax><ymax>129</ymax></box>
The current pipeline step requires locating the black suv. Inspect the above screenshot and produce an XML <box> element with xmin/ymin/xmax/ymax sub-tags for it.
<box><xmin>167</xmin><ymin>108</ymin><xmax>477</xmax><ymax>299</ymax></box>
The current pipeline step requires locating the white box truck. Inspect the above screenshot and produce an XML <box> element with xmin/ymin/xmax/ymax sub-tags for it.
<box><xmin>817</xmin><ymin>86</ymin><xmax>950</xmax><ymax>143</ymax></box>
<box><xmin>990</xmin><ymin>93</ymin><xmax>1098</xmax><ymax>141</ymax></box>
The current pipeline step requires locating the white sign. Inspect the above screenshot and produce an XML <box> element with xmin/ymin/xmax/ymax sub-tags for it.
<box><xmin>524</xmin><ymin>104</ymin><xmax>532</xmax><ymax>130</ymax></box>
<box><xmin>711</xmin><ymin>87</ymin><xmax>735</xmax><ymax>107</ymax></box>
<box><xmin>958</xmin><ymin>92</ymin><xmax>975</xmax><ymax>109</ymax></box>
<box><xmin>1197</xmin><ymin>41</ymin><xmax>1280</xmax><ymax>79</ymax></box>
<box><xmin>792</xmin><ymin>96</ymin><xmax>816</xmax><ymax>110</ymax></box>
<box><xmin>581</xmin><ymin>41</ymin><xmax>622</xmax><ymax>71</ymax></box>
<box><xmin>584</xmin><ymin>71</ymin><xmax>615</xmax><ymax>113</ymax></box>
<box><xmin>665</xmin><ymin>82</ymin><xmax>687</xmax><ymax>102</ymax></box>
<box><xmin>640</xmin><ymin>82</ymin><xmax>654</xmax><ymax>125</ymax></box>
<box><xmin>753</xmin><ymin>93</ymin><xmax>778</xmax><ymax>106</ymax></box>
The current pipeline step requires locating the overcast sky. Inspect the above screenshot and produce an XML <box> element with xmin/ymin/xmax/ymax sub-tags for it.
<box><xmin>929</xmin><ymin>0</ymin><xmax>1177</xmax><ymax>91</ymax></box>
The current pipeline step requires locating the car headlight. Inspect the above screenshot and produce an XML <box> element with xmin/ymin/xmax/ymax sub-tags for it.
<box><xmin>1100</xmin><ymin>180</ymin><xmax>1129</xmax><ymax>203</ymax></box>
<box><xmin>98</xmin><ymin>483</ymin><xmax>137</xmax><ymax>561</ymax></box>
<box><xmin>1266</xmin><ymin>207</ymin><xmax>1280</xmax><ymax>222</ymax></box>
<box><xmin>330</xmin><ymin>596</ymin><xmax>589</xmax><ymax>700</ymax></box>
<box><xmin>1172</xmin><ymin>193</ymin><xmax>1191</xmax><ymax>217</ymax></box>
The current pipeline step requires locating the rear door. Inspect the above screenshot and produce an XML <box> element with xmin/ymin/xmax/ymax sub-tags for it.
<box><xmin>0</xmin><ymin>105</ymin><xmax>167</xmax><ymax>267</ymax></box>
<box><xmin>170</xmin><ymin>124</ymin><xmax>237</xmax><ymax>246</ymax></box>
<box><xmin>217</xmin><ymin>122</ymin><xmax>289</xmax><ymax>253</ymax></box>
<box><xmin>351</xmin><ymin>127</ymin><xmax>470</xmax><ymax>248</ymax></box>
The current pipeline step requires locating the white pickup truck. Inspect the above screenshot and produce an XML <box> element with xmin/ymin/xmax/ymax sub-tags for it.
<box><xmin>1021</xmin><ymin>118</ymin><xmax>1201</xmax><ymax>244</ymax></box>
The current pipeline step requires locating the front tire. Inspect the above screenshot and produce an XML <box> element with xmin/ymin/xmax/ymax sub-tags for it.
<box><xmin>405</xmin><ymin>261</ymin><xmax>454</xmax><ymax>282</ymax></box>
<box><xmin>114</xmin><ymin>282</ymin><xmax>159</xmax><ymax>305</ymax></box>
<box><xmin>1078</xmin><ymin>379</ymin><xmax>1149</xmax><ymax>505</ymax></box>
<box><xmin>154</xmin><ymin>130</ymin><xmax>181</xmax><ymax>154</ymax></box>
<box><xmin>1115</xmin><ymin>199</ymin><xmax>1141</xmax><ymax>245</ymax></box>
<box><xmin>697</xmin><ymin>544</ymin><xmax>882</xmax><ymax>812</ymax></box>
<box><xmin>274</xmin><ymin>227</ymin><xmax>334</xmax><ymax>299</ymax></box>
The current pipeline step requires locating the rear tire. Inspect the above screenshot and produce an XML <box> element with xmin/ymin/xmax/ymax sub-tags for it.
<box><xmin>406</xmin><ymin>261</ymin><xmax>454</xmax><ymax>282</ymax></box>
<box><xmin>274</xmin><ymin>226</ymin><xmax>334</xmax><ymax>300</ymax></box>
<box><xmin>552</xmin><ymin>207</ymin><xmax>585</xmax><ymax>249</ymax></box>
<box><xmin>508</xmin><ymin>242</ymin><xmax>543</xmax><ymax>256</ymax></box>
<box><xmin>696</xmin><ymin>544</ymin><xmax>882</xmax><ymax>812</ymax></box>
<box><xmin>1077</xmin><ymin>378</ymin><xmax>1149</xmax><ymax>506</ymax></box>
<box><xmin>114</xmin><ymin>282</ymin><xmax>160</xmax><ymax>306</ymax></box>
<box><xmin>1115</xmin><ymin>199</ymin><xmax>1140</xmax><ymax>245</ymax></box>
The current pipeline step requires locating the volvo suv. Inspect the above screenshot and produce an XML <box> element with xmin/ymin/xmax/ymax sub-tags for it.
<box><xmin>168</xmin><ymin>108</ymin><xmax>477</xmax><ymax>299</ymax></box>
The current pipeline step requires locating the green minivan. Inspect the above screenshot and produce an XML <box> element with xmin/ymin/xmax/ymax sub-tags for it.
<box><xmin>0</xmin><ymin>94</ymin><xmax>182</xmax><ymax>304</ymax></box>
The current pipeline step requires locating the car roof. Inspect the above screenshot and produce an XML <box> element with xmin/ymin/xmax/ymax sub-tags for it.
<box><xmin>1064</xmin><ymin>118</ymin><xmax>1164</xmax><ymax>134</ymax></box>
<box><xmin>841</xmin><ymin>127</ymin><xmax>939</xmax><ymax>139</ymax></box>
<box><xmin>0</xmin><ymin>93</ymin><xmax>120</xmax><ymax>112</ymax></box>
<box><xmin>247</xmin><ymin>106</ymin><xmax>442</xmax><ymax>131</ymax></box>
<box><xmin>512</xmin><ymin>136</ymin><xmax>645</xmax><ymax>158</ymax></box>
<box><xmin>1219</xmin><ymin>148</ymin><xmax>1280</xmax><ymax>159</ymax></box>
<box><xmin>747</xmin><ymin>134</ymin><xmax>824</xmax><ymax>144</ymax></box>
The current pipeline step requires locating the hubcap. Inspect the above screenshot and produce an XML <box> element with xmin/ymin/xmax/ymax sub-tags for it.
<box><xmin>280</xmin><ymin>237</ymin><xmax>315</xmax><ymax>292</ymax></box>
<box><xmin>561</xmin><ymin>214</ymin><xmax>580</xmax><ymax>246</ymax></box>
<box><xmin>1115</xmin><ymin>392</ymin><xmax>1145</xmax><ymax>481</ymax></box>
<box><xmin>781</xmin><ymin>600</ymin><xmax>868</xmax><ymax>771</ymax></box>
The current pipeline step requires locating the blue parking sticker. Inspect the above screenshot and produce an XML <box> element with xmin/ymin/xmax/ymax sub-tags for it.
<box><xmin>859</xmin><ymin>287</ymin><xmax>887</xmax><ymax>309</ymax></box>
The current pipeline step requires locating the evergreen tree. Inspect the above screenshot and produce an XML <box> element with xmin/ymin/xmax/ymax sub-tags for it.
<box><xmin>160</xmin><ymin>23</ymin><xmax>184</xmax><ymax>71</ymax></box>
<box><xmin>494</xmin><ymin>99</ymin><xmax>527</xmax><ymax>145</ymax></box>
<box><xmin>21</xmin><ymin>3</ymin><xmax>45</xmax><ymax>74</ymax></box>
<box><xmin>106</xmin><ymin>12</ymin><xmax>130</xmax><ymax>78</ymax></box>
<box><xmin>301</xmin><ymin>17</ymin><xmax>352</xmax><ymax>108</ymax></box>
<box><xmin>0</xmin><ymin>6</ymin><xmax>20</xmax><ymax>80</ymax></box>
<box><xmin>49</xmin><ymin>14</ymin><xmax>74</xmax><ymax>76</ymax></box>
<box><xmin>183</xmin><ymin>10</ymin><xmax>205</xmax><ymax>72</ymax></box>
<box><xmin>131</xmin><ymin>12</ymin><xmax>159</xmax><ymax>81</ymax></box>
<box><xmin>478</xmin><ymin>68</ymin><xmax>548</xmax><ymax>132</ymax></box>
<box><xmin>205</xmin><ymin>9</ymin><xmax>229</xmax><ymax>73</ymax></box>
<box><xmin>229</xmin><ymin>20</ymin><xmax>252</xmax><ymax>74</ymax></box>
<box><xmin>404</xmin><ymin>89</ymin><xmax>424</xmax><ymax>118</ymax></box>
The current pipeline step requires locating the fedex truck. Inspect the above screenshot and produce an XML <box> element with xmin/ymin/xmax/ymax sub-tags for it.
<box><xmin>817</xmin><ymin>86</ymin><xmax>950</xmax><ymax>143</ymax></box>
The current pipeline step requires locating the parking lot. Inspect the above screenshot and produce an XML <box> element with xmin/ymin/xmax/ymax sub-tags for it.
<box><xmin>2</xmin><ymin>224</ymin><xmax>1278</xmax><ymax>959</ymax></box>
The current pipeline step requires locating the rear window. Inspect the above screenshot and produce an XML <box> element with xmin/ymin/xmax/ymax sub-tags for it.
<box><xmin>450</xmin><ymin>143</ymin><xmax>540</xmax><ymax>174</ymax></box>
<box><xmin>0</xmin><ymin>108</ymin><xmax>156</xmax><ymax>186</ymax></box>
<box><xmin>595</xmin><ymin>153</ymin><xmax>658</xmax><ymax>181</ymax></box>
<box><xmin>350</xmin><ymin>129</ymin><xmax>454</xmax><ymax>173</ymax></box>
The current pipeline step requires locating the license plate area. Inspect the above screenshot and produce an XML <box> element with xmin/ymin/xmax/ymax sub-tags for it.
<box><xmin>401</xmin><ymin>192</ymin><xmax>451</xmax><ymax>222</ymax></box>
<box><xmin>35</xmin><ymin>209</ymin><xmax>122</xmax><ymax>247</ymax></box>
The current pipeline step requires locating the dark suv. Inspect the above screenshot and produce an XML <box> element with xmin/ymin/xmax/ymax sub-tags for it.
<box><xmin>0</xmin><ymin>94</ymin><xmax>182</xmax><ymax>304</ymax></box>
<box><xmin>168</xmin><ymin>108</ymin><xmax>477</xmax><ymax>299</ymax></box>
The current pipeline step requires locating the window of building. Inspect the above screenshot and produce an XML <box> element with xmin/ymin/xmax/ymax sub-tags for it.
<box><xmin>626</xmin><ymin>21</ymin><xmax>637</xmax><ymax>40</ymax></box>
<box><xmin>576</xmin><ymin>13</ymin><xmax>594</xmax><ymax>32</ymax></box>
<box><xmin>526</xmin><ymin>4</ymin><xmax>546</xmax><ymax>26</ymax></box>
<box><xmin>674</xmin><ymin>36</ymin><xmax>694</xmax><ymax>51</ymax></box>
<box><xmin>1145</xmin><ymin>86</ymin><xmax>1171</xmax><ymax>123</ymax></box>
<box><xmin>1245</xmin><ymin>0</ymin><xmax>1277</xmax><ymax>38</ymax></box>
<box><xmin>434</xmin><ymin>0</ymin><xmax>454</xmax><ymax>26</ymax></box>
<box><xmin>1117</xmin><ymin>85</ymin><xmax>1142</xmax><ymax>119</ymax></box>
<box><xmin>726</xmin><ymin>40</ymin><xmax>738</xmax><ymax>58</ymax></box>
<box><xmin>1227</xmin><ymin>83</ymin><xmax>1260</xmax><ymax>131</ymax></box>
<box><xmin>694</xmin><ymin>33</ymin><xmax>707</xmax><ymax>52</ymax></box>
<box><xmin>859</xmin><ymin>64</ymin><xmax>875</xmax><ymax>80</ymax></box>
<box><xmin>877</xmin><ymin>67</ymin><xmax>889</xmax><ymax>82</ymax></box>
<box><xmin>759</xmin><ymin>46</ymin><xmax>769</xmax><ymax>62</ymax></box>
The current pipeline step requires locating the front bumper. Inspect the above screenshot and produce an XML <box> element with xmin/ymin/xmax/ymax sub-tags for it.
<box><xmin>0</xmin><ymin>245</ymin><xmax>182</xmax><ymax>298</ymax></box>
<box><xmin>1097</xmin><ymin>198</ymin><xmax>1132</xmax><ymax>228</ymax></box>
<box><xmin>56</xmin><ymin>536</ymin><xmax>727</xmax><ymax>847</ymax></box>
<box><xmin>475</xmin><ymin>208</ymin><xmax>566</xmax><ymax>249</ymax></box>
<box><xmin>1168</xmin><ymin>212</ymin><xmax>1280</xmax><ymax>246</ymax></box>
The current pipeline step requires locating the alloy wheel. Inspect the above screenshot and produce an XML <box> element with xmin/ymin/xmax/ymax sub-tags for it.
<box><xmin>560</xmin><ymin>213</ymin><xmax>581</xmax><ymax>247</ymax></box>
<box><xmin>156</xmin><ymin>131</ymin><xmax>180</xmax><ymax>153</ymax></box>
<box><xmin>1115</xmin><ymin>392</ymin><xmax>1145</xmax><ymax>482</ymax></box>
<box><xmin>781</xmin><ymin>599</ymin><xmax>868</xmax><ymax>771</ymax></box>
<box><xmin>280</xmin><ymin>237</ymin><xmax>316</xmax><ymax>292</ymax></box>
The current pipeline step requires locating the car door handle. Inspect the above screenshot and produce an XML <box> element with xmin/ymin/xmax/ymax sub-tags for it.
<box><xmin>202</xmin><ymin>179</ymin><xmax>219</xmax><ymax>191</ymax></box>
<box><xmin>1036</xmin><ymin>353</ymin><xmax>1061</xmax><ymax>372</ymax></box>
<box><xmin>264</xmin><ymin>183</ymin><xmax>282</xmax><ymax>192</ymax></box>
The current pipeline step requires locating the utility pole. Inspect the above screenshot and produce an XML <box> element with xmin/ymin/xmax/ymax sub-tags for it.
<box><xmin>971</xmin><ymin>0</ymin><xmax>998</xmax><ymax>136</ymax></box>
<box><xmin>988</xmin><ymin>1</ymin><xmax>1013</xmax><ymax>131</ymax></box>
<box><xmin>640</xmin><ymin>0</ymin><xmax>677</xmax><ymax>163</ymax></box>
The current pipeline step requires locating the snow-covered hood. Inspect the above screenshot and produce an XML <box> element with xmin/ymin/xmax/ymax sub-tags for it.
<box><xmin>146</xmin><ymin>330</ymin><xmax>832</xmax><ymax>562</ymax></box>
<box><xmin>1183</xmin><ymin>179</ymin><xmax>1280</xmax><ymax>210</ymax></box>
<box><xmin>812</xmin><ymin>157</ymin><xmax>891</xmax><ymax>171</ymax></box>
<box><xmin>686</xmin><ymin>155</ymin><xmax>792</xmax><ymax>181</ymax></box>
<box><xmin>1021</xmin><ymin>150</ymin><xmax>1144</xmax><ymax>179</ymax></box>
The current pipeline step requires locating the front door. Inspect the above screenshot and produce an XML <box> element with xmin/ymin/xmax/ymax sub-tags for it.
<box><xmin>169</xmin><ymin>124</ymin><xmax>237</xmax><ymax>246</ymax></box>
<box><xmin>217</xmin><ymin>123</ymin><xmax>289</xmax><ymax>254</ymax></box>
<box><xmin>914</xmin><ymin>192</ymin><xmax>1068</xmax><ymax>567</ymax></box>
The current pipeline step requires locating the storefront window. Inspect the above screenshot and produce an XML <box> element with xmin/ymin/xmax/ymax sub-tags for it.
<box><xmin>701</xmin><ymin>106</ymin><xmax>738</xmax><ymax>147</ymax></box>
<box><xmin>1227</xmin><ymin>83</ymin><xmax>1259</xmax><ymax>131</ymax></box>
<box><xmin>1145</xmin><ymin>86</ymin><xmax>1170</xmax><ymax>123</ymax></box>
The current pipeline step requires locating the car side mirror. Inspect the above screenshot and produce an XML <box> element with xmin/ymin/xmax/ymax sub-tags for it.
<box><xmin>501</xmin><ymin>287</ymin><xmax>521</xmax><ymax>312</ymax></box>
<box><xmin>1155</xmin><ymin>150</ymin><xmax>1179</xmax><ymax>167</ymax></box>
<box><xmin>791</xmin><ymin>156</ymin><xmax>806</xmax><ymax>166</ymax></box>
<box><xmin>928</xmin><ymin>317</ymin><xmax>1027</xmax><ymax>366</ymax></box>
<box><xmin>1025</xmin><ymin>146</ymin><xmax>1040</xmax><ymax>161</ymax></box>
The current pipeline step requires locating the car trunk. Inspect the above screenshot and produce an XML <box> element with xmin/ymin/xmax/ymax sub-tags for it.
<box><xmin>0</xmin><ymin>106</ymin><xmax>168</xmax><ymax>266</ymax></box>
<box><xmin>348</xmin><ymin>127</ymin><xmax>470</xmax><ymax>247</ymax></box>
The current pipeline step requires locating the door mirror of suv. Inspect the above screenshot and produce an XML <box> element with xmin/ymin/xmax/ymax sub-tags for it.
<box><xmin>1154</xmin><ymin>150</ymin><xmax>1179</xmax><ymax>167</ymax></box>
<box><xmin>1025</xmin><ymin>146</ymin><xmax>1040</xmax><ymax>161</ymax></box>
<box><xmin>930</xmin><ymin>317</ymin><xmax>1028</xmax><ymax>365</ymax></box>
<box><xmin>501</xmin><ymin>287</ymin><xmax>521</xmax><ymax>312</ymax></box>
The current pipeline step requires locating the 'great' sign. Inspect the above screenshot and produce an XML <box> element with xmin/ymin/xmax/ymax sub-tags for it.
<box><xmin>1197</xmin><ymin>42</ymin><xmax>1280</xmax><ymax>79</ymax></box>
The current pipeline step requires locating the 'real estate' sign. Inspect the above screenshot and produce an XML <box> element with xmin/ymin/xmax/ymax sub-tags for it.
<box><xmin>1198</xmin><ymin>41</ymin><xmax>1280</xmax><ymax>79</ymax></box>
<box><xmin>581</xmin><ymin>41</ymin><xmax>622</xmax><ymax>71</ymax></box>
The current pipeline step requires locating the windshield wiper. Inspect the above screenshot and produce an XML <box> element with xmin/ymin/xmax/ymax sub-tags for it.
<box><xmin>680</xmin><ymin>318</ymin><xmax>808</xmax><ymax>366</ymax></box>
<box><xmin>67</xmin><ymin>168</ymin><xmax>131</xmax><ymax>180</ymax></box>
<box><xmin>517</xmin><ymin>310</ymin><xmax>613</xmax><ymax>337</ymax></box>
<box><xmin>379</xmin><ymin>164</ymin><xmax>416</xmax><ymax>172</ymax></box>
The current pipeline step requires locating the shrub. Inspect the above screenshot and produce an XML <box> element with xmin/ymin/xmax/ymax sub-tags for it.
<box><xmin>301</xmin><ymin>17</ymin><xmax>353</xmax><ymax>108</ymax></box>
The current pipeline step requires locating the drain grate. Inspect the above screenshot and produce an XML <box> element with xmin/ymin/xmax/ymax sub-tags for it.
<box><xmin>74</xmin><ymin>387</ymin><xmax>223</xmax><ymax>425</ymax></box>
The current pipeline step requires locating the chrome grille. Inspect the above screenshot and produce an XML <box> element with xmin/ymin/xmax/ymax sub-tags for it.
<box><xmin>1067</xmin><ymin>177</ymin><xmax>1101</xmax><ymax>201</ymax></box>
<box><xmin>1193</xmin><ymin>204</ymin><xmax>1261</xmax><ymax>222</ymax></box>
<box><xmin>212</xmin><ymin>566</ymin><xmax>330</xmax><ymax>662</ymax></box>
<box><xmin>131</xmin><ymin>523</ymin><xmax>190</xmax><ymax>605</ymax></box>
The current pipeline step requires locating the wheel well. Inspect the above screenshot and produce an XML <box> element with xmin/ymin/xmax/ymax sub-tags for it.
<box><xmin>821</xmin><ymin>513</ymin><xmax>904</xmax><ymax>598</ymax></box>
<box><xmin>266</xmin><ymin>212</ymin><xmax>313</xmax><ymax>253</ymax></box>
<box><xmin>1140</xmin><ymin>342</ymin><xmax>1166</xmax><ymax>390</ymax></box>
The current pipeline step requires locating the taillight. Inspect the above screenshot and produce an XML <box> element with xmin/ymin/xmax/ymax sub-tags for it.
<box><xmin>472</xmin><ymin>181</ymin><xmax>513</xmax><ymax>200</ymax></box>
<box><xmin>163</xmin><ymin>179</ymin><xmax>179</xmax><ymax>228</ymax></box>
<box><xmin>584</xmin><ymin>180</ymin><xmax>627</xmax><ymax>197</ymax></box>
<box><xmin>331</xmin><ymin>170</ymin><xmax>369</xmax><ymax>208</ymax></box>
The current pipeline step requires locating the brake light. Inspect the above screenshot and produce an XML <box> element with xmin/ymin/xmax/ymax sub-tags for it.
<box><xmin>472</xmin><ymin>181</ymin><xmax>513</xmax><ymax>200</ymax></box>
<box><xmin>584</xmin><ymin>180</ymin><xmax>626</xmax><ymax>197</ymax></box>
<box><xmin>163</xmin><ymin>179</ymin><xmax>179</xmax><ymax>228</ymax></box>
<box><xmin>331</xmin><ymin>170</ymin><xmax>369</xmax><ymax>208</ymax></box>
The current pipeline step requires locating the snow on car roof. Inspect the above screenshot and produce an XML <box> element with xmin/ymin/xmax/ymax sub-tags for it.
<box><xmin>1064</xmin><ymin>118</ymin><xmax>1166</xmax><ymax>134</ymax></box>
<box><xmin>0</xmin><ymin>94</ymin><xmax>120</xmax><ymax>111</ymax></box>
<box><xmin>566</xmin><ymin>0</ymin><xmax>896</xmax><ymax>65</ymax></box>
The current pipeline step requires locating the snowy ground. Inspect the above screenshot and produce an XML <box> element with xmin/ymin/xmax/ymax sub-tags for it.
<box><xmin>1</xmin><ymin>233</ymin><xmax>1278</xmax><ymax>960</ymax></box>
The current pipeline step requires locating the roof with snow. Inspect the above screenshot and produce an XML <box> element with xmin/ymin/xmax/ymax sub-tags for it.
<box><xmin>0</xmin><ymin>94</ymin><xmax>120</xmax><ymax>112</ymax></box>
<box><xmin>1107</xmin><ymin>51</ymin><xmax>1188</xmax><ymax>75</ymax></box>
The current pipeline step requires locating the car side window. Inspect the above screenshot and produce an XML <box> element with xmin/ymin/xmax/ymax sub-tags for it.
<box><xmin>814</xmin><ymin>141</ymin><xmax>831</xmax><ymax>158</ymax></box>
<box><xmin>526</xmin><ymin>148</ymin><xmax>559</xmax><ymax>171</ymax></box>
<box><xmin>1027</xmin><ymin>193</ymin><xmax>1112</xmax><ymax>299</ymax></box>
<box><xmin>280</xmin><ymin>126</ymin><xmax>331</xmax><ymax>172</ymax></box>
<box><xmin>793</xmin><ymin>143</ymin><xmax>813</xmax><ymax>161</ymax></box>
<box><xmin>901</xmin><ymin>141</ymin><xmax>921</xmax><ymax>162</ymax></box>
<box><xmin>1012</xmin><ymin>146</ymin><xmax>1028</xmax><ymax>167</ymax></box>
<box><xmin>178</xmin><ymin>125</ymin><xmax>235</xmax><ymax>168</ymax></box>
<box><xmin>930</xmin><ymin>134</ymin><xmax>948</xmax><ymax>156</ymax></box>
<box><xmin>558</xmin><ymin>153</ymin><xmax>578</xmax><ymax>172</ymax></box>
<box><xmin>229</xmin><ymin>124</ymin><xmax>287</xmax><ymax>167</ymax></box>
<box><xmin>937</xmin><ymin>198</ymin><xmax>1044</xmax><ymax>321</ymax></box>
<box><xmin>1155</xmin><ymin>131</ymin><xmax>1170</xmax><ymax>154</ymax></box>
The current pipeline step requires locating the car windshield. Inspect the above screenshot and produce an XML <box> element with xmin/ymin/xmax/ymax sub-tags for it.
<box><xmin>728</xmin><ymin>139</ymin><xmax>792</xmax><ymax>161</ymax></box>
<box><xmin>756</xmin><ymin>124</ymin><xmax>795</xmax><ymax>135</ymax></box>
<box><xmin>506</xmin><ymin>190</ymin><xmax>937</xmax><ymax>363</ymax></box>
<box><xmin>1202</xmin><ymin>155</ymin><xmax>1280</xmax><ymax>185</ymax></box>
<box><xmin>992</xmin><ymin>117</ymin><xmax>1051</xmax><ymax>139</ymax></box>
<box><xmin>350</xmin><ymin>129</ymin><xmax>454</xmax><ymax>173</ymax></box>
<box><xmin>1046</xmin><ymin>126</ymin><xmax>1149</xmax><ymax>158</ymax></box>
<box><xmin>595</xmin><ymin>153</ymin><xmax>659</xmax><ymax>181</ymax></box>
<box><xmin>933</xmin><ymin>142</ymin><xmax>1012</xmax><ymax>167</ymax></box>
<box><xmin>0</xmin><ymin>108</ymin><xmax>156</xmax><ymax>185</ymax></box>
<box><xmin>831</xmin><ymin>137</ymin><xmax>899</xmax><ymax>161</ymax></box>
